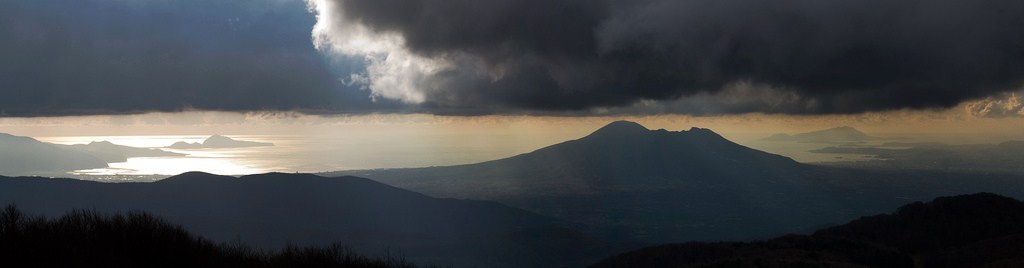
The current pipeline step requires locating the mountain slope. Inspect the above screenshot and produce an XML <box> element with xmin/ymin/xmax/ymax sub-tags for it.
<box><xmin>591</xmin><ymin>193</ymin><xmax>1024</xmax><ymax>268</ymax></box>
<box><xmin>334</xmin><ymin>121</ymin><xmax>803</xmax><ymax>199</ymax></box>
<box><xmin>0</xmin><ymin>172</ymin><xmax>612</xmax><ymax>267</ymax></box>
<box><xmin>326</xmin><ymin>121</ymin><xmax>1024</xmax><ymax>243</ymax></box>
<box><xmin>814</xmin><ymin>192</ymin><xmax>1024</xmax><ymax>254</ymax></box>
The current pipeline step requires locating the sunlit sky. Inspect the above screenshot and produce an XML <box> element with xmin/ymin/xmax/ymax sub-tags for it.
<box><xmin>1</xmin><ymin>107</ymin><xmax>1020</xmax><ymax>178</ymax></box>
<box><xmin>2</xmin><ymin>103</ymin><xmax>1022</xmax><ymax>144</ymax></box>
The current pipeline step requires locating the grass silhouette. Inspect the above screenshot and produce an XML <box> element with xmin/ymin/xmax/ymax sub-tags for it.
<box><xmin>0</xmin><ymin>204</ymin><xmax>417</xmax><ymax>268</ymax></box>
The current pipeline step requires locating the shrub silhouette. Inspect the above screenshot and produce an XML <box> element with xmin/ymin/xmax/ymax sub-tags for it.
<box><xmin>591</xmin><ymin>193</ymin><xmax>1024</xmax><ymax>268</ymax></box>
<box><xmin>0</xmin><ymin>204</ymin><xmax>416</xmax><ymax>268</ymax></box>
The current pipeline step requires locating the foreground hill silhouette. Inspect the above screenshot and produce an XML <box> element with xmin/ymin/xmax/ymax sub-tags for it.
<box><xmin>591</xmin><ymin>193</ymin><xmax>1024</xmax><ymax>267</ymax></box>
<box><xmin>0</xmin><ymin>172</ymin><xmax>614</xmax><ymax>267</ymax></box>
<box><xmin>0</xmin><ymin>205</ymin><xmax>413</xmax><ymax>268</ymax></box>
<box><xmin>326</xmin><ymin>121</ymin><xmax>1024</xmax><ymax>243</ymax></box>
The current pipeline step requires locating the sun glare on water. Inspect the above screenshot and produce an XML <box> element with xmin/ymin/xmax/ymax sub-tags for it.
<box><xmin>72</xmin><ymin>157</ymin><xmax>264</xmax><ymax>176</ymax></box>
<box><xmin>37</xmin><ymin>135</ymin><xmax>269</xmax><ymax>176</ymax></box>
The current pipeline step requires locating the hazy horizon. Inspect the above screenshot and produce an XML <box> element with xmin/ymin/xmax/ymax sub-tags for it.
<box><xmin>1</xmin><ymin>114</ymin><xmax>1017</xmax><ymax>179</ymax></box>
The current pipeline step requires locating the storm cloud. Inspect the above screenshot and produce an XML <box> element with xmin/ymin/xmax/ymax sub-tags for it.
<box><xmin>0</xmin><ymin>0</ymin><xmax>397</xmax><ymax>117</ymax></box>
<box><xmin>2</xmin><ymin>0</ymin><xmax>1023</xmax><ymax>116</ymax></box>
<box><xmin>308</xmin><ymin>0</ymin><xmax>1024</xmax><ymax>114</ymax></box>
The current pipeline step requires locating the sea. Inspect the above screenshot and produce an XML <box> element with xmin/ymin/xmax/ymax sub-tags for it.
<box><xmin>33</xmin><ymin>132</ymin><xmax>874</xmax><ymax>182</ymax></box>
<box><xmin>35</xmin><ymin>133</ymin><xmax>570</xmax><ymax>181</ymax></box>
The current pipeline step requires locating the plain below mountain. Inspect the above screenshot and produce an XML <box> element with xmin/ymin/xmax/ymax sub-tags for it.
<box><xmin>814</xmin><ymin>141</ymin><xmax>1024</xmax><ymax>175</ymax></box>
<box><xmin>325</xmin><ymin>121</ymin><xmax>1024</xmax><ymax>244</ymax></box>
<box><xmin>764</xmin><ymin>126</ymin><xmax>874</xmax><ymax>143</ymax></box>
<box><xmin>591</xmin><ymin>193</ymin><xmax>1024</xmax><ymax>268</ymax></box>
<box><xmin>0</xmin><ymin>172</ymin><xmax>619</xmax><ymax>267</ymax></box>
<box><xmin>168</xmin><ymin>135</ymin><xmax>273</xmax><ymax>149</ymax></box>
<box><xmin>60</xmin><ymin>141</ymin><xmax>184</xmax><ymax>163</ymax></box>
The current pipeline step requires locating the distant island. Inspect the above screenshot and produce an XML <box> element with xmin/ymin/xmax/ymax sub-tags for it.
<box><xmin>168</xmin><ymin>135</ymin><xmax>273</xmax><ymax>149</ymax></box>
<box><xmin>0</xmin><ymin>132</ymin><xmax>183</xmax><ymax>175</ymax></box>
<box><xmin>764</xmin><ymin>126</ymin><xmax>874</xmax><ymax>143</ymax></box>
<box><xmin>60</xmin><ymin>141</ymin><xmax>184</xmax><ymax>163</ymax></box>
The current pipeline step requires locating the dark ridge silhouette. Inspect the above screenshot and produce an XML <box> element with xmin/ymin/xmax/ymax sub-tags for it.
<box><xmin>591</xmin><ymin>235</ymin><xmax>912</xmax><ymax>268</ymax></box>
<box><xmin>168</xmin><ymin>135</ymin><xmax>273</xmax><ymax>149</ymax></box>
<box><xmin>591</xmin><ymin>193</ymin><xmax>1024</xmax><ymax>268</ymax></box>
<box><xmin>0</xmin><ymin>204</ymin><xmax>414</xmax><ymax>268</ymax></box>
<box><xmin>325</xmin><ymin>121</ymin><xmax>1024</xmax><ymax>244</ymax></box>
<box><xmin>814</xmin><ymin>192</ymin><xmax>1024</xmax><ymax>254</ymax></box>
<box><xmin>156</xmin><ymin>171</ymin><xmax>239</xmax><ymax>185</ymax></box>
<box><xmin>0</xmin><ymin>172</ymin><xmax>616</xmax><ymax>267</ymax></box>
<box><xmin>764</xmin><ymin>126</ymin><xmax>874</xmax><ymax>143</ymax></box>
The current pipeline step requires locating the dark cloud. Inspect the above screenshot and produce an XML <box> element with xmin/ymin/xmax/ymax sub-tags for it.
<box><xmin>3</xmin><ymin>0</ymin><xmax>1023</xmax><ymax>117</ymax></box>
<box><xmin>0</xmin><ymin>0</ymin><xmax>401</xmax><ymax>117</ymax></box>
<box><xmin>314</xmin><ymin>0</ymin><xmax>1024</xmax><ymax>114</ymax></box>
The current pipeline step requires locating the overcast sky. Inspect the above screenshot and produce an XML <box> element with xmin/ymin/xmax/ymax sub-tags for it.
<box><xmin>1</xmin><ymin>0</ymin><xmax>1023</xmax><ymax>117</ymax></box>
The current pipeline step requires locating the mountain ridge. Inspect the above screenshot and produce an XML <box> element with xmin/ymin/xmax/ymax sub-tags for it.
<box><xmin>0</xmin><ymin>171</ymin><xmax>615</xmax><ymax>267</ymax></box>
<box><xmin>591</xmin><ymin>193</ymin><xmax>1024</xmax><ymax>268</ymax></box>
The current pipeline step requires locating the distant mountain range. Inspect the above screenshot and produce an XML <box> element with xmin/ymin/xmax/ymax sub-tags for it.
<box><xmin>764</xmin><ymin>126</ymin><xmax>874</xmax><ymax>143</ymax></box>
<box><xmin>168</xmin><ymin>135</ymin><xmax>273</xmax><ymax>149</ymax></box>
<box><xmin>0</xmin><ymin>172</ymin><xmax>618</xmax><ymax>267</ymax></box>
<box><xmin>326</xmin><ymin>121</ymin><xmax>1024</xmax><ymax>243</ymax></box>
<box><xmin>592</xmin><ymin>193</ymin><xmax>1024</xmax><ymax>267</ymax></box>
<box><xmin>0</xmin><ymin>132</ymin><xmax>185</xmax><ymax>175</ymax></box>
<box><xmin>0</xmin><ymin>133</ymin><xmax>108</xmax><ymax>175</ymax></box>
